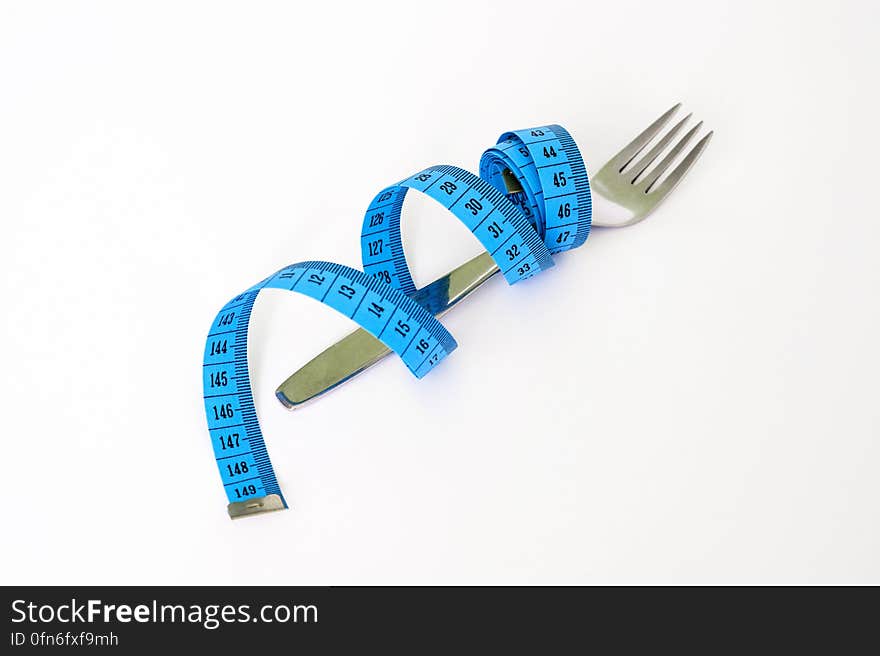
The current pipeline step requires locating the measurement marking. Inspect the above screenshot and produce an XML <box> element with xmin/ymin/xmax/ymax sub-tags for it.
<box><xmin>548</xmin><ymin>220</ymin><xmax>580</xmax><ymax>230</ymax></box>
<box><xmin>361</xmin><ymin>227</ymin><xmax>388</xmax><ymax>238</ymax></box>
<box><xmin>521</xmin><ymin>135</ymin><xmax>560</xmax><ymax>146</ymax></box>
<box><xmin>376</xmin><ymin>308</ymin><xmax>396</xmax><ymax>340</ymax></box>
<box><xmin>203</xmin><ymin>392</ymin><xmax>237</xmax><ymax>399</ymax></box>
<box><xmin>420</xmin><ymin>175</ymin><xmax>444</xmax><ymax>193</ymax></box>
<box><xmin>319</xmin><ymin>273</ymin><xmax>341</xmax><ymax>302</ymax></box>
<box><xmin>503</xmin><ymin>251</ymin><xmax>533</xmax><ymax>275</ymax></box>
<box><xmin>490</xmin><ymin>231</ymin><xmax>517</xmax><ymax>256</ymax></box>
<box><xmin>349</xmin><ymin>289</ymin><xmax>370</xmax><ymax>318</ymax></box>
<box><xmin>543</xmin><ymin>191</ymin><xmax>577</xmax><ymax>201</ymax></box>
<box><xmin>414</xmin><ymin>341</ymin><xmax>442</xmax><ymax>372</ymax></box>
<box><xmin>401</xmin><ymin>328</ymin><xmax>422</xmax><ymax>359</ymax></box>
<box><xmin>224</xmin><ymin>475</ymin><xmax>262</xmax><ymax>487</ymax></box>
<box><xmin>207</xmin><ymin>329</ymin><xmax>238</xmax><ymax>338</ymax></box>
<box><xmin>284</xmin><ymin>269</ymin><xmax>307</xmax><ymax>290</ymax></box>
<box><xmin>447</xmin><ymin>188</ymin><xmax>470</xmax><ymax>210</ymax></box>
<box><xmin>471</xmin><ymin>207</ymin><xmax>496</xmax><ymax>232</ymax></box>
<box><xmin>369</xmin><ymin>200</ymin><xmax>397</xmax><ymax>212</ymax></box>
<box><xmin>216</xmin><ymin>452</ymin><xmax>252</xmax><ymax>462</ymax></box>
<box><xmin>210</xmin><ymin>422</ymin><xmax>245</xmax><ymax>431</ymax></box>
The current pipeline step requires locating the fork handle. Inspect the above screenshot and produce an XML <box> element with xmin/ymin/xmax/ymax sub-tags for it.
<box><xmin>275</xmin><ymin>251</ymin><xmax>500</xmax><ymax>408</ymax></box>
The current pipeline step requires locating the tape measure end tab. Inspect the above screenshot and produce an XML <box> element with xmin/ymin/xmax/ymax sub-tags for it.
<box><xmin>227</xmin><ymin>494</ymin><xmax>287</xmax><ymax>519</ymax></box>
<box><xmin>501</xmin><ymin>168</ymin><xmax>524</xmax><ymax>194</ymax></box>
<box><xmin>275</xmin><ymin>388</ymin><xmax>297</xmax><ymax>409</ymax></box>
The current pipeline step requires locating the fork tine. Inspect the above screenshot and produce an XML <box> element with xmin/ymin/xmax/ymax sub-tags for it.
<box><xmin>648</xmin><ymin>131</ymin><xmax>714</xmax><ymax>197</ymax></box>
<box><xmin>626</xmin><ymin>113</ymin><xmax>691</xmax><ymax>183</ymax></box>
<box><xmin>611</xmin><ymin>103</ymin><xmax>681</xmax><ymax>173</ymax></box>
<box><xmin>637</xmin><ymin>121</ymin><xmax>703</xmax><ymax>192</ymax></box>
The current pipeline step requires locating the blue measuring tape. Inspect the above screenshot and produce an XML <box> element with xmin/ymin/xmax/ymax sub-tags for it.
<box><xmin>204</xmin><ymin>124</ymin><xmax>591</xmax><ymax>518</ymax></box>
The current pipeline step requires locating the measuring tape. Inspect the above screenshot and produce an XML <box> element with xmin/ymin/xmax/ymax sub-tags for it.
<box><xmin>203</xmin><ymin>124</ymin><xmax>591</xmax><ymax>518</ymax></box>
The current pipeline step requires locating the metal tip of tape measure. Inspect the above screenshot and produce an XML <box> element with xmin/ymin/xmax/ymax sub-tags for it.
<box><xmin>227</xmin><ymin>494</ymin><xmax>286</xmax><ymax>519</ymax></box>
<box><xmin>501</xmin><ymin>168</ymin><xmax>524</xmax><ymax>194</ymax></box>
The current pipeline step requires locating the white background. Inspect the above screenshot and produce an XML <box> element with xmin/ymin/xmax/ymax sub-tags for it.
<box><xmin>2</xmin><ymin>0</ymin><xmax>877</xmax><ymax>584</ymax></box>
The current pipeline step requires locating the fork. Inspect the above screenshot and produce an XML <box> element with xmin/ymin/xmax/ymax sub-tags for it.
<box><xmin>276</xmin><ymin>104</ymin><xmax>713</xmax><ymax>408</ymax></box>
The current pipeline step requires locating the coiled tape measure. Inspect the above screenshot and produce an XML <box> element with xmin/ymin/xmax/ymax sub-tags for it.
<box><xmin>203</xmin><ymin>125</ymin><xmax>592</xmax><ymax>518</ymax></box>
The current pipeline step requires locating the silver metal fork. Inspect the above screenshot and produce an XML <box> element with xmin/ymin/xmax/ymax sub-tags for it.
<box><xmin>276</xmin><ymin>104</ymin><xmax>713</xmax><ymax>408</ymax></box>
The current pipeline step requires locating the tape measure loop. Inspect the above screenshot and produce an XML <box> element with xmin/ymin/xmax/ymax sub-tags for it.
<box><xmin>480</xmin><ymin>124</ymin><xmax>592</xmax><ymax>253</ymax></box>
<box><xmin>205</xmin><ymin>123</ymin><xmax>591</xmax><ymax>516</ymax></box>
